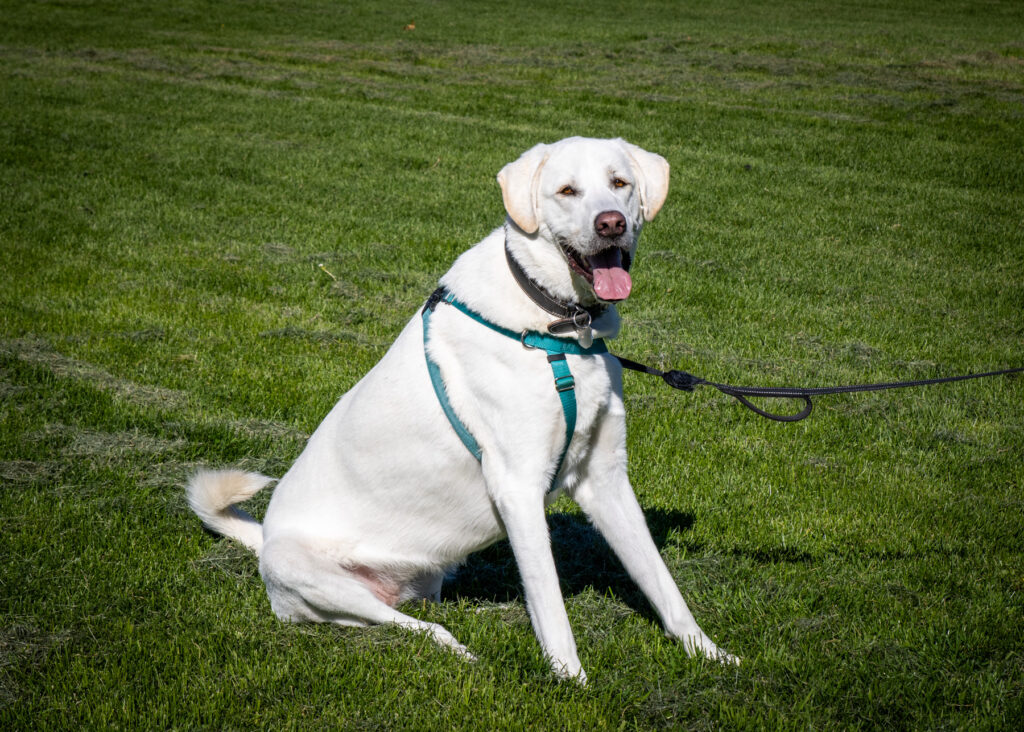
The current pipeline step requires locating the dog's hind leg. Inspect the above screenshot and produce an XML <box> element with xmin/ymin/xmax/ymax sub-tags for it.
<box><xmin>260</xmin><ymin>537</ymin><xmax>474</xmax><ymax>660</ymax></box>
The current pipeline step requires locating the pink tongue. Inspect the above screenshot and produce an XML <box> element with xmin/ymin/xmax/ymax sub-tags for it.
<box><xmin>593</xmin><ymin>267</ymin><xmax>632</xmax><ymax>301</ymax></box>
<box><xmin>590</xmin><ymin>249</ymin><xmax>632</xmax><ymax>302</ymax></box>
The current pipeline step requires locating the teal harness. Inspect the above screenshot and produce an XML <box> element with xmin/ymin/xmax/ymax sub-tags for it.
<box><xmin>421</xmin><ymin>287</ymin><xmax>608</xmax><ymax>492</ymax></box>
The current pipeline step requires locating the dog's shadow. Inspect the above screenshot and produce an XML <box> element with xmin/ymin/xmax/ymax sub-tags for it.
<box><xmin>444</xmin><ymin>509</ymin><xmax>694</xmax><ymax>622</ymax></box>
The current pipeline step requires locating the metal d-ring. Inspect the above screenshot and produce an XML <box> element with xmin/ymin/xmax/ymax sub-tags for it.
<box><xmin>572</xmin><ymin>308</ymin><xmax>592</xmax><ymax>330</ymax></box>
<box><xmin>521</xmin><ymin>330</ymin><xmax>536</xmax><ymax>350</ymax></box>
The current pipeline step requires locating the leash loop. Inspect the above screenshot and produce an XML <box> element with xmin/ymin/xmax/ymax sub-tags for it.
<box><xmin>714</xmin><ymin>387</ymin><xmax>814</xmax><ymax>422</ymax></box>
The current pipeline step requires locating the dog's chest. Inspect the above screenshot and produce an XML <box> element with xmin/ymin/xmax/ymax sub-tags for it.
<box><xmin>565</xmin><ymin>353</ymin><xmax>614</xmax><ymax>429</ymax></box>
<box><xmin>426</xmin><ymin>301</ymin><xmax>621</xmax><ymax>492</ymax></box>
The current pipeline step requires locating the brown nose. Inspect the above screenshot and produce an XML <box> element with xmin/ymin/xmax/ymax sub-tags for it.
<box><xmin>595</xmin><ymin>210</ymin><xmax>626</xmax><ymax>238</ymax></box>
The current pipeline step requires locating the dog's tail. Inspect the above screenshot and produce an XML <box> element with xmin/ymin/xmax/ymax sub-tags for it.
<box><xmin>186</xmin><ymin>469</ymin><xmax>274</xmax><ymax>555</ymax></box>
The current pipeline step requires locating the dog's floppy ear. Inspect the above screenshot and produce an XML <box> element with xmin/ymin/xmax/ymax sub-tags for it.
<box><xmin>497</xmin><ymin>143</ymin><xmax>550</xmax><ymax>235</ymax></box>
<box><xmin>618</xmin><ymin>139</ymin><xmax>670</xmax><ymax>221</ymax></box>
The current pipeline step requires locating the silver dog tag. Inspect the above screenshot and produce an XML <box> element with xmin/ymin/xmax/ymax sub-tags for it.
<box><xmin>578</xmin><ymin>327</ymin><xmax>593</xmax><ymax>349</ymax></box>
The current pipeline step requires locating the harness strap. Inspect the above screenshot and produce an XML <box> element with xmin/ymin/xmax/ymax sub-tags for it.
<box><xmin>422</xmin><ymin>288</ymin><xmax>606</xmax><ymax>492</ymax></box>
<box><xmin>422</xmin><ymin>303</ymin><xmax>483</xmax><ymax>459</ymax></box>
<box><xmin>547</xmin><ymin>353</ymin><xmax>577</xmax><ymax>484</ymax></box>
<box><xmin>431</xmin><ymin>288</ymin><xmax>608</xmax><ymax>356</ymax></box>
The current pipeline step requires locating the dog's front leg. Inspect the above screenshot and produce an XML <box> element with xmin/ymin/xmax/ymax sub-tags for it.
<box><xmin>572</xmin><ymin>405</ymin><xmax>739</xmax><ymax>666</ymax></box>
<box><xmin>486</xmin><ymin>462</ymin><xmax>586</xmax><ymax>683</ymax></box>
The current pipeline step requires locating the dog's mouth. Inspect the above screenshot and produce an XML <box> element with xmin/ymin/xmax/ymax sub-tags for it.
<box><xmin>561</xmin><ymin>244</ymin><xmax>634</xmax><ymax>302</ymax></box>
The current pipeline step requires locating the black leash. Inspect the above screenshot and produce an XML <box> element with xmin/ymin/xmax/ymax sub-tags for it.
<box><xmin>614</xmin><ymin>356</ymin><xmax>1024</xmax><ymax>422</ymax></box>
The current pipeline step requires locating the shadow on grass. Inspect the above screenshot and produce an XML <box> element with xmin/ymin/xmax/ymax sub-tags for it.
<box><xmin>445</xmin><ymin>509</ymin><xmax>697</xmax><ymax>621</ymax></box>
<box><xmin>445</xmin><ymin>509</ymin><xmax>817</xmax><ymax>620</ymax></box>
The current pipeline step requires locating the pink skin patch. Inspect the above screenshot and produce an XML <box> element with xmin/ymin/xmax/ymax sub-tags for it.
<box><xmin>349</xmin><ymin>565</ymin><xmax>402</xmax><ymax>606</ymax></box>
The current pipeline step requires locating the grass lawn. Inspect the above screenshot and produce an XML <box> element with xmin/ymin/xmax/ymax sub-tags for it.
<box><xmin>2</xmin><ymin>0</ymin><xmax>1022</xmax><ymax>728</ymax></box>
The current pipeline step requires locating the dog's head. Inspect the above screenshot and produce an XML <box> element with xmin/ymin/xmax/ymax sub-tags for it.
<box><xmin>497</xmin><ymin>137</ymin><xmax>669</xmax><ymax>303</ymax></box>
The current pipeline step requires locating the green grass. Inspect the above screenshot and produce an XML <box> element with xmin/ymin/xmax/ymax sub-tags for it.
<box><xmin>2</xmin><ymin>0</ymin><xmax>1023</xmax><ymax>728</ymax></box>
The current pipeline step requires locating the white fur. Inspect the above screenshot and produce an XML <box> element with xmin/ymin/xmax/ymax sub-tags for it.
<box><xmin>187</xmin><ymin>137</ymin><xmax>737</xmax><ymax>683</ymax></box>
<box><xmin>186</xmin><ymin>469</ymin><xmax>272</xmax><ymax>554</ymax></box>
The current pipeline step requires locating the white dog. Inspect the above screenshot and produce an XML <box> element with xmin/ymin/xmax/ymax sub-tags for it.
<box><xmin>187</xmin><ymin>137</ymin><xmax>737</xmax><ymax>682</ymax></box>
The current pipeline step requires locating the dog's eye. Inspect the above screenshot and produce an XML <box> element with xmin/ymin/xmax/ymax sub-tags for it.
<box><xmin>612</xmin><ymin>178</ymin><xmax>628</xmax><ymax>189</ymax></box>
<box><xmin>558</xmin><ymin>185</ymin><xmax>577</xmax><ymax>196</ymax></box>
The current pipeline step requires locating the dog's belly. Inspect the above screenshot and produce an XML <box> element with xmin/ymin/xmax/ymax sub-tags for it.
<box><xmin>262</xmin><ymin>316</ymin><xmax>503</xmax><ymax>569</ymax></box>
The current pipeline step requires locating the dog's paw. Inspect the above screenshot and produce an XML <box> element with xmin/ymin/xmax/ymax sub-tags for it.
<box><xmin>680</xmin><ymin>633</ymin><xmax>740</xmax><ymax>666</ymax></box>
<box><xmin>424</xmin><ymin>622</ymin><xmax>477</xmax><ymax>662</ymax></box>
<box><xmin>551</xmin><ymin>658</ymin><xmax>588</xmax><ymax>686</ymax></box>
<box><xmin>713</xmin><ymin>648</ymin><xmax>741</xmax><ymax>666</ymax></box>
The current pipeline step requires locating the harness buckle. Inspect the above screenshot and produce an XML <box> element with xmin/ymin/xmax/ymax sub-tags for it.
<box><xmin>423</xmin><ymin>287</ymin><xmax>446</xmax><ymax>314</ymax></box>
<box><xmin>554</xmin><ymin>374</ymin><xmax>576</xmax><ymax>392</ymax></box>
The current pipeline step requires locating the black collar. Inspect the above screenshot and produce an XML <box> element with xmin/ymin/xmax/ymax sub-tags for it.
<box><xmin>504</xmin><ymin>239</ymin><xmax>606</xmax><ymax>339</ymax></box>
